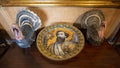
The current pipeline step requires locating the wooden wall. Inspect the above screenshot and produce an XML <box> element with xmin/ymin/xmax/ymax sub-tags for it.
<box><xmin>0</xmin><ymin>7</ymin><xmax>119</xmax><ymax>39</ymax></box>
<box><xmin>0</xmin><ymin>23</ymin><xmax>3</xmax><ymax>29</ymax></box>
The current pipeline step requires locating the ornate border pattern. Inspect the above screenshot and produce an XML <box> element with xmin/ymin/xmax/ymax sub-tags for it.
<box><xmin>36</xmin><ymin>24</ymin><xmax>85</xmax><ymax>61</ymax></box>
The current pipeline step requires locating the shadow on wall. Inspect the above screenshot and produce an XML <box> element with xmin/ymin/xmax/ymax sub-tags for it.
<box><xmin>28</xmin><ymin>7</ymin><xmax>48</xmax><ymax>27</ymax></box>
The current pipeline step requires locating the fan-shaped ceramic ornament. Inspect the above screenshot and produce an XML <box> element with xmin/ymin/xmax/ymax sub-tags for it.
<box><xmin>74</xmin><ymin>9</ymin><xmax>105</xmax><ymax>46</ymax></box>
<box><xmin>75</xmin><ymin>9</ymin><xmax>105</xmax><ymax>29</ymax></box>
<box><xmin>15</xmin><ymin>9</ymin><xmax>42</xmax><ymax>48</ymax></box>
<box><xmin>37</xmin><ymin>24</ymin><xmax>85</xmax><ymax>61</ymax></box>
<box><xmin>16</xmin><ymin>9</ymin><xmax>41</xmax><ymax>31</ymax></box>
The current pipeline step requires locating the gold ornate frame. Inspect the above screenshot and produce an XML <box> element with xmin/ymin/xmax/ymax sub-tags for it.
<box><xmin>0</xmin><ymin>0</ymin><xmax>120</xmax><ymax>7</ymax></box>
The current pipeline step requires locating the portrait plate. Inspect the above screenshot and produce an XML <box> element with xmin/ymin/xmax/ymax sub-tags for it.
<box><xmin>36</xmin><ymin>24</ymin><xmax>85</xmax><ymax>61</ymax></box>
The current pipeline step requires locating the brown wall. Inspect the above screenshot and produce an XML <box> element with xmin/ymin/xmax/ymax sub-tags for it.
<box><xmin>0</xmin><ymin>23</ymin><xmax>3</xmax><ymax>29</ymax></box>
<box><xmin>0</xmin><ymin>7</ymin><xmax>119</xmax><ymax>39</ymax></box>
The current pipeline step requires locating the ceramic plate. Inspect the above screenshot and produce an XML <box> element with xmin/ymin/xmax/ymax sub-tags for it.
<box><xmin>36</xmin><ymin>24</ymin><xmax>85</xmax><ymax>61</ymax></box>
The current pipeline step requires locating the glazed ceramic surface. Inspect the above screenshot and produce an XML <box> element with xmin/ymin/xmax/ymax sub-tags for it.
<box><xmin>37</xmin><ymin>24</ymin><xmax>84</xmax><ymax>61</ymax></box>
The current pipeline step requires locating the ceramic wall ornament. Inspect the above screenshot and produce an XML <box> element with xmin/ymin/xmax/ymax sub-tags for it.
<box><xmin>74</xmin><ymin>9</ymin><xmax>105</xmax><ymax>46</ymax></box>
<box><xmin>12</xmin><ymin>9</ymin><xmax>42</xmax><ymax>48</ymax></box>
<box><xmin>37</xmin><ymin>24</ymin><xmax>84</xmax><ymax>61</ymax></box>
<box><xmin>11</xmin><ymin>23</ymin><xmax>30</xmax><ymax>48</ymax></box>
<box><xmin>16</xmin><ymin>9</ymin><xmax>41</xmax><ymax>31</ymax></box>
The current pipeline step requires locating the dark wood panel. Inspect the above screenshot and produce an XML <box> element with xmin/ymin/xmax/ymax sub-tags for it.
<box><xmin>0</xmin><ymin>41</ymin><xmax>120</xmax><ymax>68</ymax></box>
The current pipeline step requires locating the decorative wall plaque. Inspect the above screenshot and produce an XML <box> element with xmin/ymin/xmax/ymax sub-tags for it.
<box><xmin>37</xmin><ymin>24</ymin><xmax>84</xmax><ymax>61</ymax></box>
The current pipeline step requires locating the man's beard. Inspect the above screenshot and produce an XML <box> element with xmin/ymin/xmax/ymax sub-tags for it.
<box><xmin>56</xmin><ymin>37</ymin><xmax>65</xmax><ymax>44</ymax></box>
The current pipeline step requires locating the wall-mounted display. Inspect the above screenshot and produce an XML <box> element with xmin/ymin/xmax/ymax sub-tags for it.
<box><xmin>37</xmin><ymin>24</ymin><xmax>84</xmax><ymax>61</ymax></box>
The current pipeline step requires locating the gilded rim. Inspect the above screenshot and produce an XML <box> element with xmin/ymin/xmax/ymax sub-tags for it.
<box><xmin>1</xmin><ymin>0</ymin><xmax>120</xmax><ymax>7</ymax></box>
<box><xmin>36</xmin><ymin>24</ymin><xmax>85</xmax><ymax>61</ymax></box>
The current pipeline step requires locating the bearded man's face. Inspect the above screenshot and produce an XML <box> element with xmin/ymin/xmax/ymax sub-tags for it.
<box><xmin>56</xmin><ymin>32</ymin><xmax>66</xmax><ymax>43</ymax></box>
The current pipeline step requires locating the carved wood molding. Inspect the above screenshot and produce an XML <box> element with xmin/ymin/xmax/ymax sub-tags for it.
<box><xmin>0</xmin><ymin>0</ymin><xmax>120</xmax><ymax>7</ymax></box>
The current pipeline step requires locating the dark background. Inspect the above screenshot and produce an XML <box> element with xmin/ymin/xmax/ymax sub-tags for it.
<box><xmin>0</xmin><ymin>41</ymin><xmax>120</xmax><ymax>68</ymax></box>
